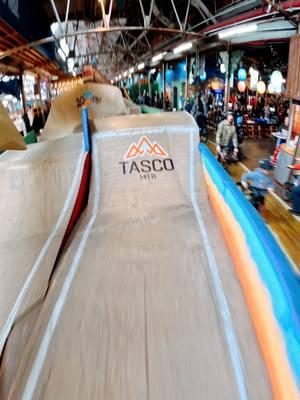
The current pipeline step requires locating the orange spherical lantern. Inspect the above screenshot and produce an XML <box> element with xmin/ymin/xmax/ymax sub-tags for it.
<box><xmin>238</xmin><ymin>81</ymin><xmax>246</xmax><ymax>93</ymax></box>
<box><xmin>257</xmin><ymin>81</ymin><xmax>266</xmax><ymax>94</ymax></box>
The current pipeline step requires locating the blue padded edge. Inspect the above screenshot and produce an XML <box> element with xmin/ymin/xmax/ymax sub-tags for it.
<box><xmin>82</xmin><ymin>107</ymin><xmax>90</xmax><ymax>152</ymax></box>
<box><xmin>199</xmin><ymin>143</ymin><xmax>300</xmax><ymax>387</ymax></box>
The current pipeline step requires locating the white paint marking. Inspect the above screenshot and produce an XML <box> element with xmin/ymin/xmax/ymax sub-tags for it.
<box><xmin>0</xmin><ymin>148</ymin><xmax>85</xmax><ymax>356</ymax></box>
<box><xmin>21</xmin><ymin>138</ymin><xmax>100</xmax><ymax>400</ymax></box>
<box><xmin>94</xmin><ymin>125</ymin><xmax>191</xmax><ymax>140</ymax></box>
<box><xmin>192</xmin><ymin>134</ymin><xmax>248</xmax><ymax>400</ymax></box>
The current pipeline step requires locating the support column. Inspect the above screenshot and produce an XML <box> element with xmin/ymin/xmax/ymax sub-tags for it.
<box><xmin>224</xmin><ymin>49</ymin><xmax>231</xmax><ymax>111</ymax></box>
<box><xmin>148</xmin><ymin>70</ymin><xmax>151</xmax><ymax>101</ymax></box>
<box><xmin>37</xmin><ymin>75</ymin><xmax>45</xmax><ymax>127</ymax></box>
<box><xmin>163</xmin><ymin>61</ymin><xmax>166</xmax><ymax>110</ymax></box>
<box><xmin>19</xmin><ymin>65</ymin><xmax>27</xmax><ymax>115</ymax></box>
<box><xmin>287</xmin><ymin>100</ymin><xmax>295</xmax><ymax>145</ymax></box>
<box><xmin>138</xmin><ymin>73</ymin><xmax>141</xmax><ymax>99</ymax></box>
<box><xmin>185</xmin><ymin>55</ymin><xmax>189</xmax><ymax>98</ymax></box>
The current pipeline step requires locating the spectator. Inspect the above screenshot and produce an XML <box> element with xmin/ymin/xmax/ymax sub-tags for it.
<box><xmin>22</xmin><ymin>111</ymin><xmax>30</xmax><ymax>133</ymax></box>
<box><xmin>290</xmin><ymin>177</ymin><xmax>300</xmax><ymax>215</ymax></box>
<box><xmin>272</xmin><ymin>115</ymin><xmax>289</xmax><ymax>165</ymax></box>
<box><xmin>37</xmin><ymin>107</ymin><xmax>44</xmax><ymax>131</ymax></box>
<box><xmin>192</xmin><ymin>94</ymin><xmax>205</xmax><ymax>128</ymax></box>
<box><xmin>288</xmin><ymin>165</ymin><xmax>300</xmax><ymax>216</ymax></box>
<box><xmin>184</xmin><ymin>99</ymin><xmax>192</xmax><ymax>113</ymax></box>
<box><xmin>32</xmin><ymin>108</ymin><xmax>40</xmax><ymax>135</ymax></box>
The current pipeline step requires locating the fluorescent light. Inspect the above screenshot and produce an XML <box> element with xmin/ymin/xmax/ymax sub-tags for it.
<box><xmin>220</xmin><ymin>63</ymin><xmax>226</xmax><ymax>73</ymax></box>
<box><xmin>152</xmin><ymin>53</ymin><xmax>163</xmax><ymax>63</ymax></box>
<box><xmin>123</xmin><ymin>71</ymin><xmax>128</xmax><ymax>77</ymax></box>
<box><xmin>138</xmin><ymin>63</ymin><xmax>145</xmax><ymax>70</ymax></box>
<box><xmin>173</xmin><ymin>42</ymin><xmax>192</xmax><ymax>54</ymax></box>
<box><xmin>218</xmin><ymin>23</ymin><xmax>257</xmax><ymax>39</ymax></box>
<box><xmin>118</xmin><ymin>74</ymin><xmax>122</xmax><ymax>79</ymax></box>
<box><xmin>67</xmin><ymin>57</ymin><xmax>74</xmax><ymax>72</ymax></box>
<box><xmin>129</xmin><ymin>67</ymin><xmax>134</xmax><ymax>74</ymax></box>
<box><xmin>115</xmin><ymin>76</ymin><xmax>118</xmax><ymax>81</ymax></box>
<box><xmin>58</xmin><ymin>48</ymin><xmax>66</xmax><ymax>62</ymax></box>
<box><xmin>51</xmin><ymin>22</ymin><xmax>59</xmax><ymax>35</ymax></box>
<box><xmin>59</xmin><ymin>38</ymin><xmax>69</xmax><ymax>57</ymax></box>
<box><xmin>150</xmin><ymin>68</ymin><xmax>156</xmax><ymax>74</ymax></box>
<box><xmin>111</xmin><ymin>79</ymin><xmax>114</xmax><ymax>84</ymax></box>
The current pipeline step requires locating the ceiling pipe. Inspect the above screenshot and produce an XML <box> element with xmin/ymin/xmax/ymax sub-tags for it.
<box><xmin>49</xmin><ymin>0</ymin><xmax>64</xmax><ymax>35</ymax></box>
<box><xmin>201</xmin><ymin>0</ymin><xmax>300</xmax><ymax>35</ymax></box>
<box><xmin>64</xmin><ymin>0</ymin><xmax>71</xmax><ymax>34</ymax></box>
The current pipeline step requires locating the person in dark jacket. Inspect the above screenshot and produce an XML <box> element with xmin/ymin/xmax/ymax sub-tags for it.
<box><xmin>32</xmin><ymin>108</ymin><xmax>40</xmax><ymax>135</ymax></box>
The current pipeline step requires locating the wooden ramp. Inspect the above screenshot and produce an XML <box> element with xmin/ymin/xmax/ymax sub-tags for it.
<box><xmin>0</xmin><ymin>112</ymin><xmax>273</xmax><ymax>399</ymax></box>
<box><xmin>207</xmin><ymin>141</ymin><xmax>300</xmax><ymax>271</ymax></box>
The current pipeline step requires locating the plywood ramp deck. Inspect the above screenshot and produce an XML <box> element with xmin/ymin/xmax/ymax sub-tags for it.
<box><xmin>1</xmin><ymin>113</ymin><xmax>271</xmax><ymax>399</ymax></box>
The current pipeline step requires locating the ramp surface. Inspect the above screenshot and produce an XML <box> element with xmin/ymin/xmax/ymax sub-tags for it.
<box><xmin>5</xmin><ymin>113</ymin><xmax>272</xmax><ymax>399</ymax></box>
<box><xmin>0</xmin><ymin>135</ymin><xmax>85</xmax><ymax>397</ymax></box>
<box><xmin>0</xmin><ymin>102</ymin><xmax>26</xmax><ymax>151</ymax></box>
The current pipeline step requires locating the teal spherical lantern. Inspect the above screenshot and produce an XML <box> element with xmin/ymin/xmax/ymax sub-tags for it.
<box><xmin>200</xmin><ymin>70</ymin><xmax>207</xmax><ymax>81</ymax></box>
<box><xmin>238</xmin><ymin>68</ymin><xmax>247</xmax><ymax>81</ymax></box>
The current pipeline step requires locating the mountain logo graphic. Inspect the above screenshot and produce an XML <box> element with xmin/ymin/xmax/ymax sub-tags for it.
<box><xmin>124</xmin><ymin>136</ymin><xmax>168</xmax><ymax>160</ymax></box>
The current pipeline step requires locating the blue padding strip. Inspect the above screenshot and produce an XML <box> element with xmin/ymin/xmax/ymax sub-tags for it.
<box><xmin>199</xmin><ymin>143</ymin><xmax>300</xmax><ymax>387</ymax></box>
<box><xmin>82</xmin><ymin>107</ymin><xmax>90</xmax><ymax>152</ymax></box>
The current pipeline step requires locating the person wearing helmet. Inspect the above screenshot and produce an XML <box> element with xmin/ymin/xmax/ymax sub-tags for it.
<box><xmin>216</xmin><ymin>112</ymin><xmax>238</xmax><ymax>160</ymax></box>
<box><xmin>241</xmin><ymin>159</ymin><xmax>275</xmax><ymax>207</ymax></box>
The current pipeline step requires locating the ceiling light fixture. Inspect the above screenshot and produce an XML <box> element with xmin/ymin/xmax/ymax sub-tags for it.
<box><xmin>138</xmin><ymin>63</ymin><xmax>145</xmax><ymax>70</ymax></box>
<box><xmin>152</xmin><ymin>53</ymin><xmax>164</xmax><ymax>63</ymax></box>
<box><xmin>129</xmin><ymin>67</ymin><xmax>134</xmax><ymax>74</ymax></box>
<box><xmin>173</xmin><ymin>42</ymin><xmax>192</xmax><ymax>54</ymax></box>
<box><xmin>58</xmin><ymin>48</ymin><xmax>66</xmax><ymax>62</ymax></box>
<box><xmin>218</xmin><ymin>23</ymin><xmax>257</xmax><ymax>39</ymax></box>
<box><xmin>59</xmin><ymin>38</ymin><xmax>69</xmax><ymax>57</ymax></box>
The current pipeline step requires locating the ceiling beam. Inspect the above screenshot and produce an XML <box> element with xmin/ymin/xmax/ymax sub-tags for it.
<box><xmin>0</xmin><ymin>26</ymin><xmax>203</xmax><ymax>60</ymax></box>
<box><xmin>191</xmin><ymin>0</ymin><xmax>216</xmax><ymax>23</ymax></box>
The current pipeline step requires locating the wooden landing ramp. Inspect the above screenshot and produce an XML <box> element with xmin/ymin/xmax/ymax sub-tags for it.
<box><xmin>207</xmin><ymin>141</ymin><xmax>300</xmax><ymax>271</ymax></box>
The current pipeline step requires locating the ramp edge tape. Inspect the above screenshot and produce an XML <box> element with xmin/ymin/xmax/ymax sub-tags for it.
<box><xmin>199</xmin><ymin>143</ymin><xmax>300</xmax><ymax>399</ymax></box>
<box><xmin>58</xmin><ymin>109</ymin><xmax>92</xmax><ymax>256</ymax></box>
<box><xmin>58</xmin><ymin>152</ymin><xmax>91</xmax><ymax>255</ymax></box>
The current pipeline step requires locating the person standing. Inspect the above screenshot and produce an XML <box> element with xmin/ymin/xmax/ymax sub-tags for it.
<box><xmin>288</xmin><ymin>165</ymin><xmax>300</xmax><ymax>215</ymax></box>
<box><xmin>27</xmin><ymin>106</ymin><xmax>34</xmax><ymax>127</ymax></box>
<box><xmin>216</xmin><ymin>112</ymin><xmax>238</xmax><ymax>160</ymax></box>
<box><xmin>184</xmin><ymin>99</ymin><xmax>192</xmax><ymax>113</ymax></box>
<box><xmin>32</xmin><ymin>108</ymin><xmax>40</xmax><ymax>135</ymax></box>
<box><xmin>192</xmin><ymin>93</ymin><xmax>204</xmax><ymax>128</ymax></box>
<box><xmin>272</xmin><ymin>115</ymin><xmax>289</xmax><ymax>165</ymax></box>
<box><xmin>290</xmin><ymin>177</ymin><xmax>300</xmax><ymax>215</ymax></box>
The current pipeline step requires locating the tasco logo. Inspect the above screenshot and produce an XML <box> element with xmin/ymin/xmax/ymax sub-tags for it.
<box><xmin>119</xmin><ymin>135</ymin><xmax>175</xmax><ymax>180</ymax></box>
<box><xmin>124</xmin><ymin>136</ymin><xmax>168</xmax><ymax>160</ymax></box>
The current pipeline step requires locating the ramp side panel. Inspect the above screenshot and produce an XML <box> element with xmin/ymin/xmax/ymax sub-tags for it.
<box><xmin>200</xmin><ymin>143</ymin><xmax>300</xmax><ymax>398</ymax></box>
